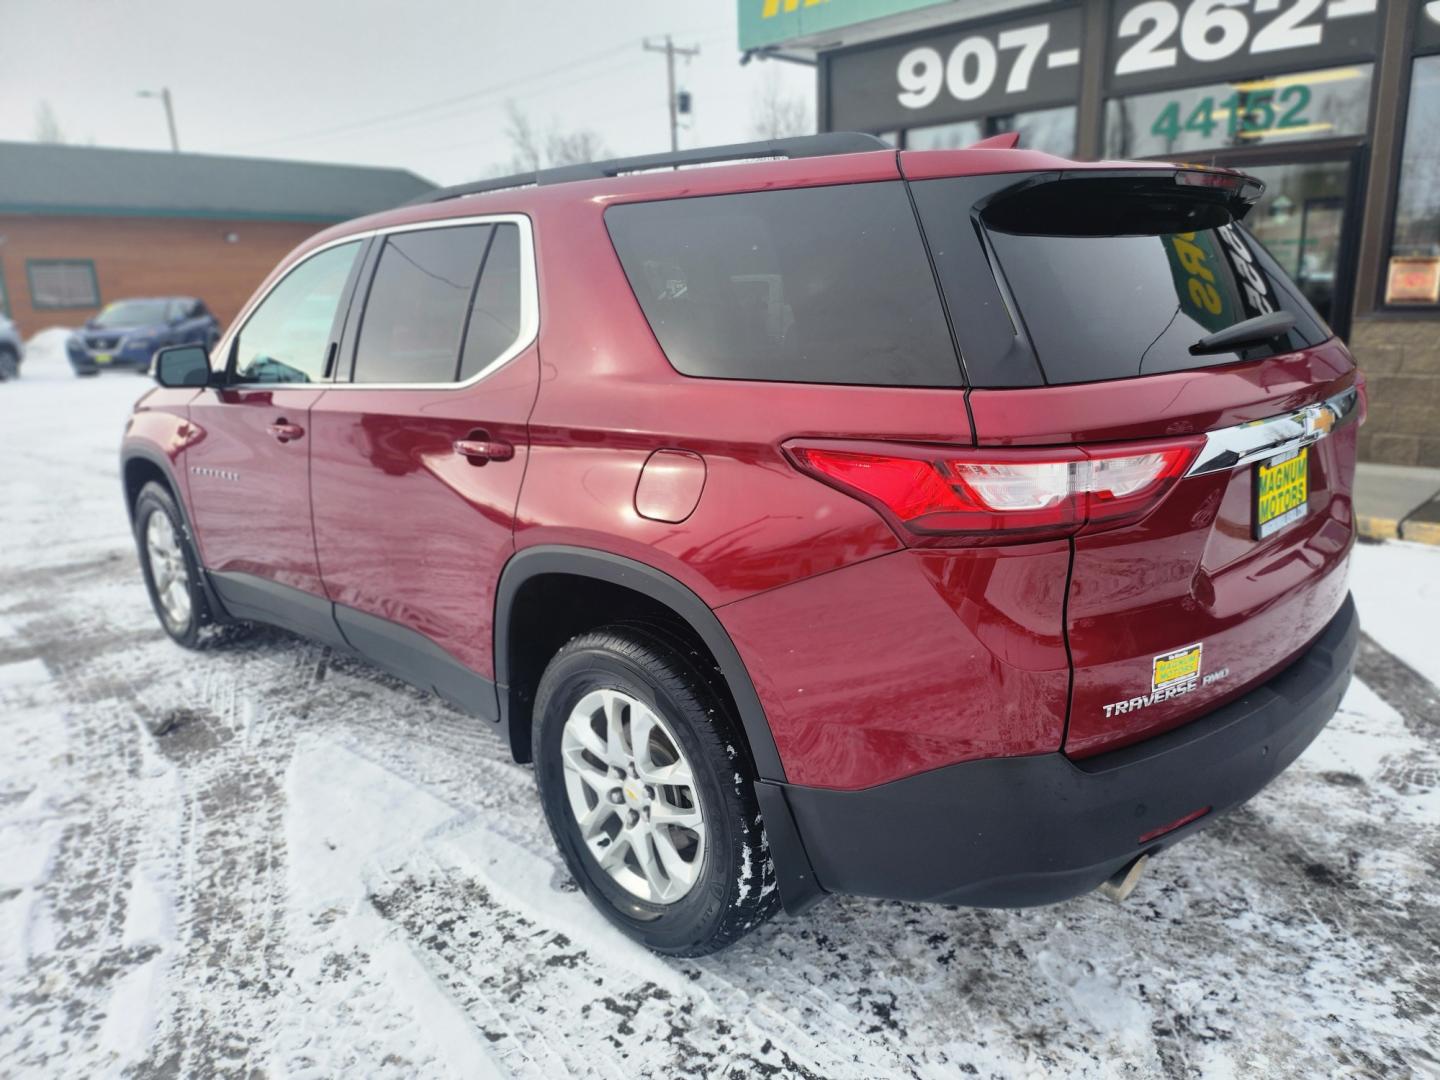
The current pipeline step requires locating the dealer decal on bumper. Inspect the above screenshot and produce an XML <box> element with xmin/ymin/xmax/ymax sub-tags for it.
<box><xmin>1102</xmin><ymin>643</ymin><xmax>1230</xmax><ymax>718</ymax></box>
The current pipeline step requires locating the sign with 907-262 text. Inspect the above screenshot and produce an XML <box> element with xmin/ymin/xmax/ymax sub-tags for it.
<box><xmin>1107</xmin><ymin>0</ymin><xmax>1380</xmax><ymax>93</ymax></box>
<box><xmin>827</xmin><ymin>5</ymin><xmax>1083</xmax><ymax>132</ymax></box>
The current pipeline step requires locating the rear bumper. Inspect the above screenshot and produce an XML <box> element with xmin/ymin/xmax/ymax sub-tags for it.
<box><xmin>757</xmin><ymin>593</ymin><xmax>1358</xmax><ymax>912</ymax></box>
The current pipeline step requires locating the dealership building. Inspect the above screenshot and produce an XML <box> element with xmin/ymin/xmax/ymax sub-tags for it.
<box><xmin>743</xmin><ymin>0</ymin><xmax>1440</xmax><ymax>466</ymax></box>
<box><xmin>0</xmin><ymin>142</ymin><xmax>433</xmax><ymax>343</ymax></box>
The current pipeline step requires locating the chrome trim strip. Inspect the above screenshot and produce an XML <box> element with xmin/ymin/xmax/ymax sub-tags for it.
<box><xmin>210</xmin><ymin>212</ymin><xmax>539</xmax><ymax>392</ymax></box>
<box><xmin>1184</xmin><ymin>385</ymin><xmax>1359</xmax><ymax>477</ymax></box>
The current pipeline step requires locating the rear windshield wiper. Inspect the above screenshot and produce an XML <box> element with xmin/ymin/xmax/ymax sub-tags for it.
<box><xmin>1189</xmin><ymin>311</ymin><xmax>1295</xmax><ymax>355</ymax></box>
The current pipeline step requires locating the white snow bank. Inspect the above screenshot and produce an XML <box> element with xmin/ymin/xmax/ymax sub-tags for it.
<box><xmin>1350</xmin><ymin>540</ymin><xmax>1440</xmax><ymax>687</ymax></box>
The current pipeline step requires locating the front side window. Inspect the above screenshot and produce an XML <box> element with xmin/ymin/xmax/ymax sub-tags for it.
<box><xmin>233</xmin><ymin>241</ymin><xmax>360</xmax><ymax>384</ymax></box>
<box><xmin>605</xmin><ymin>182</ymin><xmax>961</xmax><ymax>387</ymax></box>
<box><xmin>1386</xmin><ymin>55</ymin><xmax>1440</xmax><ymax>305</ymax></box>
<box><xmin>27</xmin><ymin>259</ymin><xmax>99</xmax><ymax>309</ymax></box>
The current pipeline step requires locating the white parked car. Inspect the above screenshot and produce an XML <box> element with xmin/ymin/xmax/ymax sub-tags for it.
<box><xmin>0</xmin><ymin>314</ymin><xmax>24</xmax><ymax>380</ymax></box>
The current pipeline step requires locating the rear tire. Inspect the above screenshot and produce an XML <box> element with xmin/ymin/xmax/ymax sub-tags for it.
<box><xmin>133</xmin><ymin>481</ymin><xmax>213</xmax><ymax>649</ymax></box>
<box><xmin>0</xmin><ymin>347</ymin><xmax>18</xmax><ymax>381</ymax></box>
<box><xmin>533</xmin><ymin>625</ymin><xmax>780</xmax><ymax>956</ymax></box>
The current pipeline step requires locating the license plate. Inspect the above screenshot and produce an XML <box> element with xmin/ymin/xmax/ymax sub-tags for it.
<box><xmin>1254</xmin><ymin>446</ymin><xmax>1309</xmax><ymax>539</ymax></box>
<box><xmin>93</xmin><ymin>352</ymin><xmax>112</xmax><ymax>365</ymax></box>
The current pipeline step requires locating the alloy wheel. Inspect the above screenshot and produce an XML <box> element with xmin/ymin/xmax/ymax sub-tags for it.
<box><xmin>560</xmin><ymin>688</ymin><xmax>706</xmax><ymax>904</ymax></box>
<box><xmin>145</xmin><ymin>510</ymin><xmax>192</xmax><ymax>627</ymax></box>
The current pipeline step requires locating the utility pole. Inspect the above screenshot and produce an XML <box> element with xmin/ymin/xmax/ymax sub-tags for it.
<box><xmin>138</xmin><ymin>87</ymin><xmax>180</xmax><ymax>152</ymax></box>
<box><xmin>643</xmin><ymin>36</ymin><xmax>699</xmax><ymax>152</ymax></box>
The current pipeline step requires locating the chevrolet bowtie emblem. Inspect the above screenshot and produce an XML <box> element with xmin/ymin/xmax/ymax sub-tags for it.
<box><xmin>1305</xmin><ymin>404</ymin><xmax>1336</xmax><ymax>439</ymax></box>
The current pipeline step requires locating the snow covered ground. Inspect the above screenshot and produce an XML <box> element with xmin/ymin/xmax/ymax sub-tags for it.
<box><xmin>1</xmin><ymin>333</ymin><xmax>1438</xmax><ymax>1078</ymax></box>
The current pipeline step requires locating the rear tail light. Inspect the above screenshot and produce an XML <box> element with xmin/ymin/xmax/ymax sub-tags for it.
<box><xmin>788</xmin><ymin>439</ymin><xmax>1200</xmax><ymax>545</ymax></box>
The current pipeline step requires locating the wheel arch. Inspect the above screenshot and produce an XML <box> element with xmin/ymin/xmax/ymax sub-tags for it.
<box><xmin>121</xmin><ymin>444</ymin><xmax>233</xmax><ymax>623</ymax></box>
<box><xmin>494</xmin><ymin>546</ymin><xmax>785</xmax><ymax>783</ymax></box>
<box><xmin>121</xmin><ymin>445</ymin><xmax>185</xmax><ymax>524</ymax></box>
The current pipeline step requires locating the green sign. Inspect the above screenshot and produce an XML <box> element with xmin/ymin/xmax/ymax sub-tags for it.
<box><xmin>737</xmin><ymin>0</ymin><xmax>951</xmax><ymax>52</ymax></box>
<box><xmin>1162</xmin><ymin>231</ymin><xmax>1237</xmax><ymax>335</ymax></box>
<box><xmin>1149</xmin><ymin>85</ymin><xmax>1314</xmax><ymax>144</ymax></box>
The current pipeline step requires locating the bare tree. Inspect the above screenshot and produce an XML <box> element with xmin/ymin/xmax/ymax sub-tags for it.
<box><xmin>546</xmin><ymin>128</ymin><xmax>609</xmax><ymax>167</ymax></box>
<box><xmin>502</xmin><ymin>101</ymin><xmax>610</xmax><ymax>173</ymax></box>
<box><xmin>504</xmin><ymin>102</ymin><xmax>544</xmax><ymax>172</ymax></box>
<box><xmin>750</xmin><ymin>69</ymin><xmax>810</xmax><ymax>140</ymax></box>
<box><xmin>34</xmin><ymin>101</ymin><xmax>66</xmax><ymax>144</ymax></box>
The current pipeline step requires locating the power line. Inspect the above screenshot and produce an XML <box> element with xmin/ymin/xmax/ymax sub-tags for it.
<box><xmin>222</xmin><ymin>39</ymin><xmax>638</xmax><ymax>152</ymax></box>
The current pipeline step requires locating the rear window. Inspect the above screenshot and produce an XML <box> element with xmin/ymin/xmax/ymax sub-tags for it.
<box><xmin>977</xmin><ymin>183</ymin><xmax>1331</xmax><ymax>385</ymax></box>
<box><xmin>605</xmin><ymin>182</ymin><xmax>961</xmax><ymax>387</ymax></box>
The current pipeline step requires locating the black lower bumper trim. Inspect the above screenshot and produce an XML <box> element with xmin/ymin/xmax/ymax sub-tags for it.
<box><xmin>764</xmin><ymin>594</ymin><xmax>1358</xmax><ymax>910</ymax></box>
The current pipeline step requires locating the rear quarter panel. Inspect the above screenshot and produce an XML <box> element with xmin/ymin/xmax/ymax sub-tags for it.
<box><xmin>513</xmin><ymin>185</ymin><xmax>978</xmax><ymax>607</ymax></box>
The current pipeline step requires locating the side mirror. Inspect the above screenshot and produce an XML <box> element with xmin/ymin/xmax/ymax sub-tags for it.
<box><xmin>153</xmin><ymin>344</ymin><xmax>212</xmax><ymax>388</ymax></box>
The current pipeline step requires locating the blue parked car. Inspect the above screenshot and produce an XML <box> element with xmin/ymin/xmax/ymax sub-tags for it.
<box><xmin>68</xmin><ymin>297</ymin><xmax>219</xmax><ymax>377</ymax></box>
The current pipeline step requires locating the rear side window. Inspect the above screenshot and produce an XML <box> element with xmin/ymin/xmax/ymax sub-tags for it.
<box><xmin>605</xmin><ymin>182</ymin><xmax>961</xmax><ymax>387</ymax></box>
<box><xmin>973</xmin><ymin>182</ymin><xmax>1330</xmax><ymax>385</ymax></box>
<box><xmin>354</xmin><ymin>226</ymin><xmax>490</xmax><ymax>384</ymax></box>
<box><xmin>352</xmin><ymin>223</ymin><xmax>526</xmax><ymax>384</ymax></box>
<box><xmin>459</xmin><ymin>223</ymin><xmax>522</xmax><ymax>381</ymax></box>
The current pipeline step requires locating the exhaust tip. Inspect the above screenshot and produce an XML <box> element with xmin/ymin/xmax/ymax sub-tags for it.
<box><xmin>1098</xmin><ymin>854</ymin><xmax>1149</xmax><ymax>903</ymax></box>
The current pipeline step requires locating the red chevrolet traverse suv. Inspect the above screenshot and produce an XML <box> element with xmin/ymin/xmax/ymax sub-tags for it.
<box><xmin>123</xmin><ymin>133</ymin><xmax>1362</xmax><ymax>955</ymax></box>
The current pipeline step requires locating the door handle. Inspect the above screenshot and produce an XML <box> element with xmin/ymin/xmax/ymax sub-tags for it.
<box><xmin>453</xmin><ymin>434</ymin><xmax>514</xmax><ymax>464</ymax></box>
<box><xmin>267</xmin><ymin>420</ymin><xmax>305</xmax><ymax>443</ymax></box>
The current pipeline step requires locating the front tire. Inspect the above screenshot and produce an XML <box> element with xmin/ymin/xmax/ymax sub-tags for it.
<box><xmin>533</xmin><ymin>625</ymin><xmax>780</xmax><ymax>956</ymax></box>
<box><xmin>133</xmin><ymin>482</ymin><xmax>212</xmax><ymax>648</ymax></box>
<box><xmin>0</xmin><ymin>347</ymin><xmax>18</xmax><ymax>381</ymax></box>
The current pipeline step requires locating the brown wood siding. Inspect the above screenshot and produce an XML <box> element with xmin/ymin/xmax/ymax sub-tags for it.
<box><xmin>0</xmin><ymin>214</ymin><xmax>331</xmax><ymax>338</ymax></box>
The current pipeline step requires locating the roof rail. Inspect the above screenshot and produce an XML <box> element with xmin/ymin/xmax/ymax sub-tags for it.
<box><xmin>406</xmin><ymin>132</ymin><xmax>890</xmax><ymax>206</ymax></box>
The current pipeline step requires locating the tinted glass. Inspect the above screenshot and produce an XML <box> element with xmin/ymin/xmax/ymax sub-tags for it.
<box><xmin>985</xmin><ymin>218</ymin><xmax>1330</xmax><ymax>384</ymax></box>
<box><xmin>606</xmin><ymin>182</ymin><xmax>961</xmax><ymax>386</ymax></box>
<box><xmin>458</xmin><ymin>223</ymin><xmax>522</xmax><ymax>381</ymax></box>
<box><xmin>354</xmin><ymin>226</ymin><xmax>490</xmax><ymax>384</ymax></box>
<box><xmin>234</xmin><ymin>241</ymin><xmax>359</xmax><ymax>384</ymax></box>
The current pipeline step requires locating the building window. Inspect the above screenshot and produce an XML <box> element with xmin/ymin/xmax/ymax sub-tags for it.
<box><xmin>0</xmin><ymin>262</ymin><xmax>10</xmax><ymax>317</ymax></box>
<box><xmin>26</xmin><ymin>259</ymin><xmax>100</xmax><ymax>309</ymax></box>
<box><xmin>1386</xmin><ymin>55</ymin><xmax>1440</xmax><ymax>306</ymax></box>
<box><xmin>907</xmin><ymin>104</ymin><xmax>1076</xmax><ymax>157</ymax></box>
<box><xmin>1104</xmin><ymin>65</ymin><xmax>1373</xmax><ymax>159</ymax></box>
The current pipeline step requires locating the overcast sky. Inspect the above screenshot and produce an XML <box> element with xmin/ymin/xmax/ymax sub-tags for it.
<box><xmin>0</xmin><ymin>0</ymin><xmax>816</xmax><ymax>185</ymax></box>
